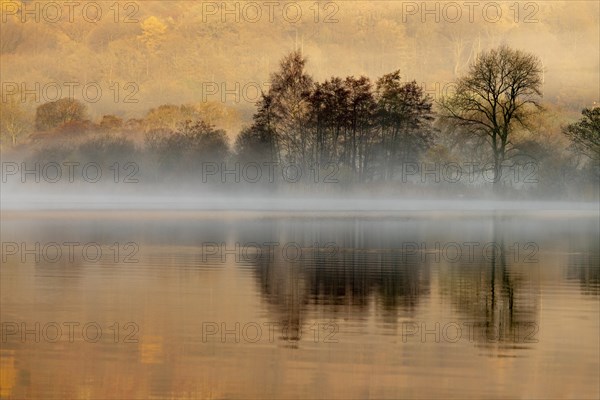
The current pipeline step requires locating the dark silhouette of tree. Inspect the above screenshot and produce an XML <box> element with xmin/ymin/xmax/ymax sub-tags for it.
<box><xmin>234</xmin><ymin>94</ymin><xmax>277</xmax><ymax>163</ymax></box>
<box><xmin>237</xmin><ymin>53</ymin><xmax>435</xmax><ymax>184</ymax></box>
<box><xmin>375</xmin><ymin>71</ymin><xmax>435</xmax><ymax>180</ymax></box>
<box><xmin>563</xmin><ymin>107</ymin><xmax>600</xmax><ymax>162</ymax></box>
<box><xmin>265</xmin><ymin>51</ymin><xmax>314</xmax><ymax>164</ymax></box>
<box><xmin>308</xmin><ymin>77</ymin><xmax>351</xmax><ymax>165</ymax></box>
<box><xmin>345</xmin><ymin>76</ymin><xmax>377</xmax><ymax>181</ymax></box>
<box><xmin>439</xmin><ymin>46</ymin><xmax>543</xmax><ymax>186</ymax></box>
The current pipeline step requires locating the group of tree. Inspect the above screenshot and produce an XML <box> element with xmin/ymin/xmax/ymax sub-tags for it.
<box><xmin>236</xmin><ymin>47</ymin><xmax>598</xmax><ymax>189</ymax></box>
<box><xmin>1</xmin><ymin>46</ymin><xmax>598</xmax><ymax>197</ymax></box>
<box><xmin>0</xmin><ymin>98</ymin><xmax>237</xmax><ymax>145</ymax></box>
<box><xmin>236</xmin><ymin>51</ymin><xmax>436</xmax><ymax>182</ymax></box>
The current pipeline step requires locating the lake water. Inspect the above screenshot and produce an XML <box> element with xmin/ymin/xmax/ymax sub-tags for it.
<box><xmin>1</xmin><ymin>209</ymin><xmax>598</xmax><ymax>399</ymax></box>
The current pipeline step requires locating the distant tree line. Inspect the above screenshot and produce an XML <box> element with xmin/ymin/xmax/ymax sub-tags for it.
<box><xmin>1</xmin><ymin>46</ymin><xmax>598</xmax><ymax>198</ymax></box>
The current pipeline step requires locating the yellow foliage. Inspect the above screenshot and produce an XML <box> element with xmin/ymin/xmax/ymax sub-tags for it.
<box><xmin>138</xmin><ymin>16</ymin><xmax>167</xmax><ymax>51</ymax></box>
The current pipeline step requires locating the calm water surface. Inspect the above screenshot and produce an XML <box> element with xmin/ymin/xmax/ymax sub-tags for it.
<box><xmin>1</xmin><ymin>210</ymin><xmax>598</xmax><ymax>399</ymax></box>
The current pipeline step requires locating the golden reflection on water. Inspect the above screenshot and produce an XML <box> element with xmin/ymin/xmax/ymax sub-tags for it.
<box><xmin>0</xmin><ymin>211</ymin><xmax>598</xmax><ymax>399</ymax></box>
<box><xmin>0</xmin><ymin>351</ymin><xmax>16</xmax><ymax>398</ymax></box>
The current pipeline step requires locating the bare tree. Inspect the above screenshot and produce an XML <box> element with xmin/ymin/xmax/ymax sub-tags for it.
<box><xmin>439</xmin><ymin>46</ymin><xmax>543</xmax><ymax>185</ymax></box>
<box><xmin>0</xmin><ymin>97</ymin><xmax>31</xmax><ymax>147</ymax></box>
<box><xmin>267</xmin><ymin>51</ymin><xmax>314</xmax><ymax>165</ymax></box>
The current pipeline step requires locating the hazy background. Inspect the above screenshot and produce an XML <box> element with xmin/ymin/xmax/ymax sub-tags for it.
<box><xmin>2</xmin><ymin>0</ymin><xmax>599</xmax><ymax>136</ymax></box>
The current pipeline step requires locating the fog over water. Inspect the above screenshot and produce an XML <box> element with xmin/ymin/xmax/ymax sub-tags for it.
<box><xmin>2</xmin><ymin>198</ymin><xmax>599</xmax><ymax>213</ymax></box>
<box><xmin>2</xmin><ymin>188</ymin><xmax>599</xmax><ymax>212</ymax></box>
